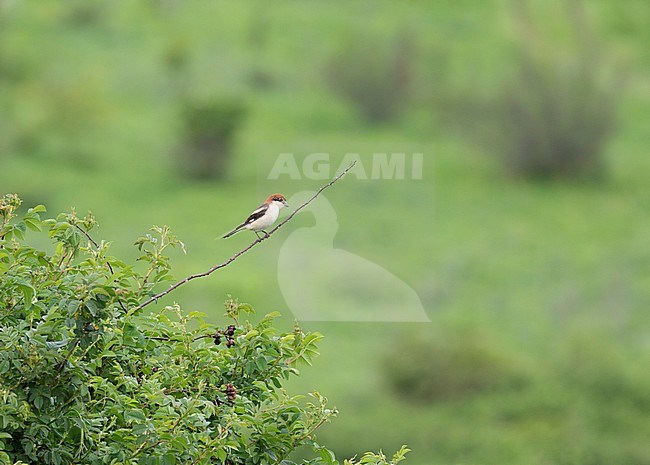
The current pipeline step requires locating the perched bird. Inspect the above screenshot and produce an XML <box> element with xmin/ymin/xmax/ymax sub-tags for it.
<box><xmin>223</xmin><ymin>193</ymin><xmax>289</xmax><ymax>239</ymax></box>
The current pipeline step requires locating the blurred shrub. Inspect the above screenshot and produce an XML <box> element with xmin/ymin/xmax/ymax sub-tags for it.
<box><xmin>324</xmin><ymin>29</ymin><xmax>416</xmax><ymax>123</ymax></box>
<box><xmin>497</xmin><ymin>51</ymin><xmax>618</xmax><ymax>179</ymax></box>
<box><xmin>0</xmin><ymin>75</ymin><xmax>112</xmax><ymax>167</ymax></box>
<box><xmin>245</xmin><ymin>5</ymin><xmax>276</xmax><ymax>90</ymax></box>
<box><xmin>542</xmin><ymin>333</ymin><xmax>650</xmax><ymax>464</ymax></box>
<box><xmin>553</xmin><ymin>331</ymin><xmax>650</xmax><ymax>409</ymax></box>
<box><xmin>452</xmin><ymin>1</ymin><xmax>622</xmax><ymax>180</ymax></box>
<box><xmin>41</xmin><ymin>79</ymin><xmax>113</xmax><ymax>168</ymax></box>
<box><xmin>382</xmin><ymin>332</ymin><xmax>529</xmax><ymax>403</ymax></box>
<box><xmin>63</xmin><ymin>0</ymin><xmax>109</xmax><ymax>28</ymax></box>
<box><xmin>0</xmin><ymin>4</ymin><xmax>113</xmax><ymax>166</ymax></box>
<box><xmin>162</xmin><ymin>37</ymin><xmax>192</xmax><ymax>100</ymax></box>
<box><xmin>178</xmin><ymin>98</ymin><xmax>247</xmax><ymax>180</ymax></box>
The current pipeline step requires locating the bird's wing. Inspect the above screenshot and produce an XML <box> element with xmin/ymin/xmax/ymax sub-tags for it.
<box><xmin>241</xmin><ymin>204</ymin><xmax>268</xmax><ymax>227</ymax></box>
<box><xmin>222</xmin><ymin>204</ymin><xmax>269</xmax><ymax>238</ymax></box>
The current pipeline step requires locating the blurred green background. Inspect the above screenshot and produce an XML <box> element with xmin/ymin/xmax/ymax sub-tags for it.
<box><xmin>1</xmin><ymin>0</ymin><xmax>649</xmax><ymax>463</ymax></box>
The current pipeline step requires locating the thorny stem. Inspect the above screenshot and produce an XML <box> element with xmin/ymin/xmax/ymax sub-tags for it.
<box><xmin>132</xmin><ymin>161</ymin><xmax>357</xmax><ymax>312</ymax></box>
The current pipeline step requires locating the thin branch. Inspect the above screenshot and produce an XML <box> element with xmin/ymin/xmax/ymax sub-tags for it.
<box><xmin>74</xmin><ymin>222</ymin><xmax>99</xmax><ymax>248</ymax></box>
<box><xmin>73</xmin><ymin>223</ymin><xmax>128</xmax><ymax>312</ymax></box>
<box><xmin>147</xmin><ymin>333</ymin><xmax>216</xmax><ymax>342</ymax></box>
<box><xmin>133</xmin><ymin>161</ymin><xmax>357</xmax><ymax>312</ymax></box>
<box><xmin>73</xmin><ymin>223</ymin><xmax>114</xmax><ymax>275</ymax></box>
<box><xmin>51</xmin><ymin>338</ymin><xmax>81</xmax><ymax>386</ymax></box>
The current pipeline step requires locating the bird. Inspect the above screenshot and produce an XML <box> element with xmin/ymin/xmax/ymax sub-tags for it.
<box><xmin>223</xmin><ymin>193</ymin><xmax>289</xmax><ymax>239</ymax></box>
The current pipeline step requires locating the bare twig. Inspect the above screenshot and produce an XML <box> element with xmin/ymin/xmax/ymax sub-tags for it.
<box><xmin>132</xmin><ymin>161</ymin><xmax>356</xmax><ymax>312</ymax></box>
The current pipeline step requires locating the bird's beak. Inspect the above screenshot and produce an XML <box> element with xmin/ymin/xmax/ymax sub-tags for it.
<box><xmin>283</xmin><ymin>200</ymin><xmax>289</xmax><ymax>207</ymax></box>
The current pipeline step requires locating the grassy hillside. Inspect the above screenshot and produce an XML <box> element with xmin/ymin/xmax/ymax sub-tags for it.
<box><xmin>1</xmin><ymin>1</ymin><xmax>649</xmax><ymax>464</ymax></box>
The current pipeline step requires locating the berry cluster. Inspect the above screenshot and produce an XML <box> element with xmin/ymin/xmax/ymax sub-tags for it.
<box><xmin>212</xmin><ymin>324</ymin><xmax>237</xmax><ymax>348</ymax></box>
<box><xmin>224</xmin><ymin>383</ymin><xmax>237</xmax><ymax>401</ymax></box>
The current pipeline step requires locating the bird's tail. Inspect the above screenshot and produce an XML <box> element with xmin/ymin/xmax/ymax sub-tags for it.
<box><xmin>222</xmin><ymin>225</ymin><xmax>245</xmax><ymax>239</ymax></box>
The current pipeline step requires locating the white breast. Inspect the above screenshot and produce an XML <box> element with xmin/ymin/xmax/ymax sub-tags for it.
<box><xmin>248</xmin><ymin>203</ymin><xmax>279</xmax><ymax>231</ymax></box>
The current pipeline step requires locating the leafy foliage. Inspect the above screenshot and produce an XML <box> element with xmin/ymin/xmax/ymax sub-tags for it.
<box><xmin>0</xmin><ymin>194</ymin><xmax>407</xmax><ymax>465</ymax></box>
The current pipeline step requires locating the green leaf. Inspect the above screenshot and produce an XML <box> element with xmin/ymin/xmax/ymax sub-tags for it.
<box><xmin>215</xmin><ymin>448</ymin><xmax>227</xmax><ymax>462</ymax></box>
<box><xmin>12</xmin><ymin>223</ymin><xmax>25</xmax><ymax>240</ymax></box>
<box><xmin>254</xmin><ymin>357</ymin><xmax>268</xmax><ymax>371</ymax></box>
<box><xmin>24</xmin><ymin>218</ymin><xmax>42</xmax><ymax>232</ymax></box>
<box><xmin>67</xmin><ymin>299</ymin><xmax>81</xmax><ymax>315</ymax></box>
<box><xmin>17</xmin><ymin>282</ymin><xmax>35</xmax><ymax>310</ymax></box>
<box><xmin>29</xmin><ymin>204</ymin><xmax>47</xmax><ymax>213</ymax></box>
<box><xmin>45</xmin><ymin>340</ymin><xmax>69</xmax><ymax>350</ymax></box>
<box><xmin>238</xmin><ymin>303</ymin><xmax>254</xmax><ymax>314</ymax></box>
<box><xmin>160</xmin><ymin>454</ymin><xmax>176</xmax><ymax>465</ymax></box>
<box><xmin>124</xmin><ymin>409</ymin><xmax>146</xmax><ymax>423</ymax></box>
<box><xmin>318</xmin><ymin>446</ymin><xmax>337</xmax><ymax>465</ymax></box>
<box><xmin>85</xmin><ymin>299</ymin><xmax>99</xmax><ymax>316</ymax></box>
<box><xmin>123</xmin><ymin>323</ymin><xmax>142</xmax><ymax>347</ymax></box>
<box><xmin>303</xmin><ymin>332</ymin><xmax>324</xmax><ymax>346</ymax></box>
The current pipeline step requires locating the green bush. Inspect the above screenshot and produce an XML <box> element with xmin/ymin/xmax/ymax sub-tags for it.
<box><xmin>466</xmin><ymin>1</ymin><xmax>622</xmax><ymax>180</ymax></box>
<box><xmin>382</xmin><ymin>332</ymin><xmax>529</xmax><ymax>403</ymax></box>
<box><xmin>553</xmin><ymin>332</ymin><xmax>650</xmax><ymax>410</ymax></box>
<box><xmin>324</xmin><ymin>30</ymin><xmax>415</xmax><ymax>123</ymax></box>
<box><xmin>496</xmin><ymin>49</ymin><xmax>618</xmax><ymax>179</ymax></box>
<box><xmin>0</xmin><ymin>194</ymin><xmax>407</xmax><ymax>465</ymax></box>
<box><xmin>179</xmin><ymin>98</ymin><xmax>247</xmax><ymax>180</ymax></box>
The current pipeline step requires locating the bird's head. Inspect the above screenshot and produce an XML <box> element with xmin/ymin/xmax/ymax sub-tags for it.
<box><xmin>266</xmin><ymin>193</ymin><xmax>289</xmax><ymax>208</ymax></box>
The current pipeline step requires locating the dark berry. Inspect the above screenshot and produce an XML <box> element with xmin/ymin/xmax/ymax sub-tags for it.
<box><xmin>226</xmin><ymin>325</ymin><xmax>236</xmax><ymax>336</ymax></box>
<box><xmin>226</xmin><ymin>338</ymin><xmax>235</xmax><ymax>348</ymax></box>
<box><xmin>225</xmin><ymin>383</ymin><xmax>237</xmax><ymax>401</ymax></box>
<box><xmin>214</xmin><ymin>335</ymin><xmax>222</xmax><ymax>345</ymax></box>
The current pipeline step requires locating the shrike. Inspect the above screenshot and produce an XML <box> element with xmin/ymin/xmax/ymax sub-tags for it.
<box><xmin>223</xmin><ymin>193</ymin><xmax>289</xmax><ymax>239</ymax></box>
